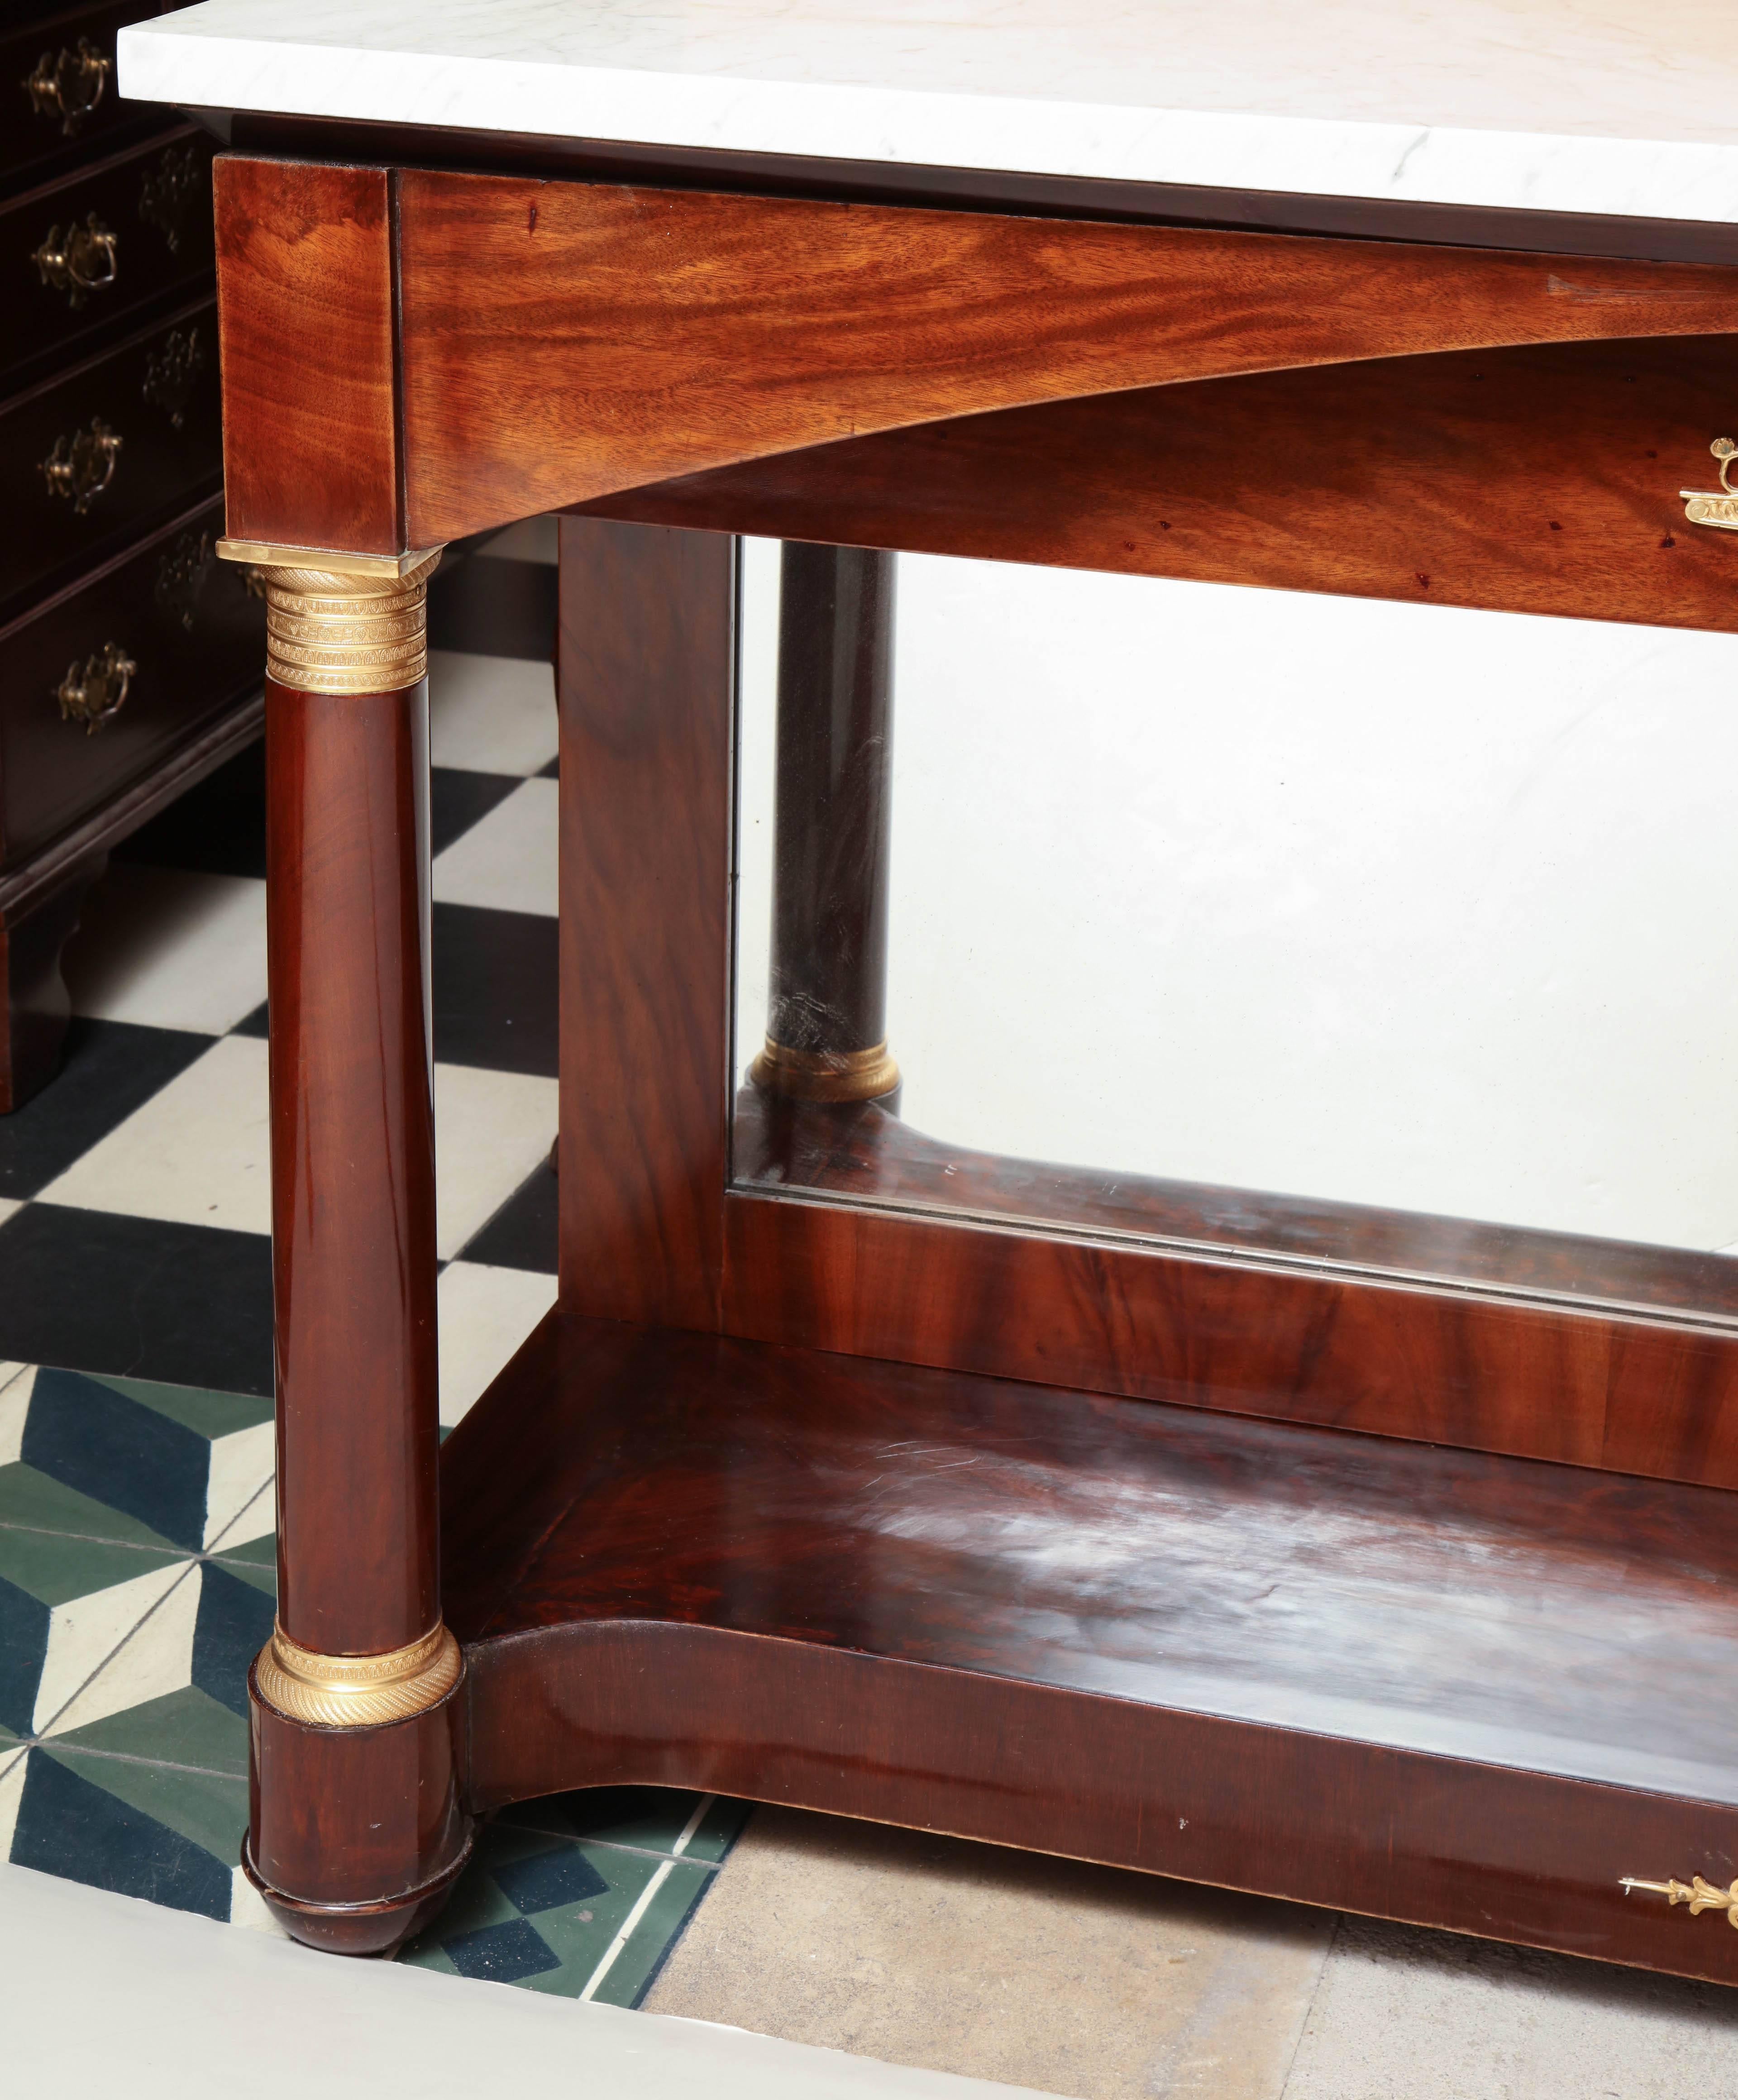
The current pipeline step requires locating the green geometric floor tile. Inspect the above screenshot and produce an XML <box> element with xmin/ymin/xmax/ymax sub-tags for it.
<box><xmin>565</xmin><ymin>1855</ymin><xmax>713</xmax><ymax>2007</ymax></box>
<box><xmin>210</xmin><ymin>1539</ymin><xmax>276</xmax><ymax>1590</ymax></box>
<box><xmin>0</xmin><ymin>1522</ymin><xmax>183</xmax><ymax>1604</ymax></box>
<box><xmin>1</xmin><ymin>1366</ymin><xmax>274</xmax><ymax>1556</ymax></box>
<box><xmin>503</xmin><ymin>1784</ymin><xmax>745</xmax><ymax>1859</ymax></box>
<box><xmin>95</xmin><ymin>1375</ymin><xmax>272</xmax><ymax>1445</ymax></box>
<box><xmin>400</xmin><ymin>1818</ymin><xmax>716</xmax><ymax>2000</ymax></box>
<box><xmin>0</xmin><ymin>1464</ymin><xmax>183</xmax><ymax>1551</ymax></box>
<box><xmin>52</xmin><ymin>1684</ymin><xmax>250</xmax><ymax>1776</ymax></box>
<box><xmin>8</xmin><ymin>1744</ymin><xmax>241</xmax><ymax>1920</ymax></box>
<box><xmin>46</xmin><ymin>1746</ymin><xmax>247</xmax><ymax>1860</ymax></box>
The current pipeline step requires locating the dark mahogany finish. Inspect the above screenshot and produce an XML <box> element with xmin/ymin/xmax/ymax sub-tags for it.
<box><xmin>444</xmin><ymin>1312</ymin><xmax>1738</xmax><ymax>1985</ymax></box>
<box><xmin>245</xmin><ymin>1668</ymin><xmax>469</xmax><ymax>1955</ymax></box>
<box><xmin>214</xmin><ymin>158</ymin><xmax>401</xmax><ymax>555</ymax></box>
<box><xmin>0</xmin><ymin>852</ymin><xmax>104</xmax><ymax>1112</ymax></box>
<box><xmin>736</xmin><ymin>1086</ymin><xmax>1738</xmax><ymax>1322</ymax></box>
<box><xmin>210</xmin><ymin>141</ymin><xmax>1738</xmax><ymax>1977</ymax></box>
<box><xmin>578</xmin><ymin>335</ymin><xmax>1738</xmax><ymax>637</ymax></box>
<box><xmin>764</xmin><ymin>543</ymin><xmax>898</xmax><ymax>1065</ymax></box>
<box><xmin>396</xmin><ymin>173</ymin><xmax>1738</xmax><ymax>543</ymax></box>
<box><xmin>555</xmin><ymin>519</ymin><xmax>735</xmax><ymax>1332</ymax></box>
<box><xmin>264</xmin><ymin>674</ymin><xmax>440</xmax><ymax>1655</ymax></box>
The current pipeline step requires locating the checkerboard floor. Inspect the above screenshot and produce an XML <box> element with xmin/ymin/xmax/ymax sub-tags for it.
<box><xmin>0</xmin><ymin>519</ymin><xmax>750</xmax><ymax>2002</ymax></box>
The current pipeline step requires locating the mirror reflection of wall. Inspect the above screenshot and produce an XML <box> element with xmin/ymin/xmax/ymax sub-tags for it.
<box><xmin>735</xmin><ymin>537</ymin><xmax>1738</xmax><ymax>1257</ymax></box>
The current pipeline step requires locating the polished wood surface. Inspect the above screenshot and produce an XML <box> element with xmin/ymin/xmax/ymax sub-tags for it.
<box><xmin>396</xmin><ymin>173</ymin><xmax>1738</xmax><ymax>545</ymax></box>
<box><xmin>246</xmin><ymin>1669</ymin><xmax>469</xmax><ymax>1954</ymax></box>
<box><xmin>0</xmin><ymin>850</ymin><xmax>103</xmax><ymax>1114</ymax></box>
<box><xmin>214</xmin><ymin>157</ymin><xmax>401</xmax><ymax>555</ymax></box>
<box><xmin>576</xmin><ymin>335</ymin><xmax>1738</xmax><ymax>633</ymax></box>
<box><xmin>264</xmin><ymin>672</ymin><xmax>439</xmax><ymax>1655</ymax></box>
<box><xmin>764</xmin><ymin>543</ymin><xmax>898</xmax><ymax>1063</ymax></box>
<box><xmin>555</xmin><ymin>518</ymin><xmax>734</xmax><ymax>1329</ymax></box>
<box><xmin>444</xmin><ymin>1311</ymin><xmax>1738</xmax><ymax>1985</ymax></box>
<box><xmin>736</xmin><ymin>1087</ymin><xmax>1738</xmax><ymax>1322</ymax></box>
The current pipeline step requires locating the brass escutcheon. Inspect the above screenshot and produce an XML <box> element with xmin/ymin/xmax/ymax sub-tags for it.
<box><xmin>40</xmin><ymin>416</ymin><xmax>121</xmax><ymax>514</ymax></box>
<box><xmin>54</xmin><ymin>641</ymin><xmax>135</xmax><ymax>734</ymax></box>
<box><xmin>1621</xmin><ymin>1873</ymin><xmax>1738</xmax><ymax>1927</ymax></box>
<box><xmin>22</xmin><ymin>37</ymin><xmax>110</xmax><ymax>135</ymax></box>
<box><xmin>154</xmin><ymin>530</ymin><xmax>215</xmax><ymax>632</ymax></box>
<box><xmin>142</xmin><ymin>324</ymin><xmax>204</xmax><ymax>428</ymax></box>
<box><xmin>138</xmin><ymin>142</ymin><xmax>201</xmax><ymax>255</ymax></box>
<box><xmin>33</xmin><ymin>212</ymin><xmax>118</xmax><ymax>306</ymax></box>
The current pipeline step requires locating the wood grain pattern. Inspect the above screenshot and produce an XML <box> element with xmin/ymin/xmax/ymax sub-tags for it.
<box><xmin>575</xmin><ymin>334</ymin><xmax>1738</xmax><ymax>633</ymax></box>
<box><xmin>444</xmin><ymin>1312</ymin><xmax>1738</xmax><ymax>1986</ymax></box>
<box><xmin>397</xmin><ymin>174</ymin><xmax>1738</xmax><ymax>545</ymax></box>
<box><xmin>735</xmin><ymin>1088</ymin><xmax>1738</xmax><ymax>1322</ymax></box>
<box><xmin>214</xmin><ymin>157</ymin><xmax>401</xmax><ymax>554</ymax></box>
<box><xmin>265</xmin><ymin>674</ymin><xmax>439</xmax><ymax>1654</ymax></box>
<box><xmin>721</xmin><ymin>1188</ymin><xmax>1738</xmax><ymax>1490</ymax></box>
<box><xmin>246</xmin><ymin>1669</ymin><xmax>470</xmax><ymax>1955</ymax></box>
<box><xmin>555</xmin><ymin>519</ymin><xmax>735</xmax><ymax>1327</ymax></box>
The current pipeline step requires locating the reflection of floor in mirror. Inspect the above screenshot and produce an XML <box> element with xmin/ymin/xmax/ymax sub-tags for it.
<box><xmin>5</xmin><ymin>522</ymin><xmax>1736</xmax><ymax>2096</ymax></box>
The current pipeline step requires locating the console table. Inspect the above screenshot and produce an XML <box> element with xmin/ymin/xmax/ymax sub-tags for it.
<box><xmin>121</xmin><ymin>0</ymin><xmax>1738</xmax><ymax>1980</ymax></box>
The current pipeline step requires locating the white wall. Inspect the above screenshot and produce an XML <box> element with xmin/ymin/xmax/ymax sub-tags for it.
<box><xmin>735</xmin><ymin>539</ymin><xmax>1738</xmax><ymax>1254</ymax></box>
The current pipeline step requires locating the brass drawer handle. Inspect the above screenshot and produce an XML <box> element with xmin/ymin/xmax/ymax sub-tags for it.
<box><xmin>142</xmin><ymin>324</ymin><xmax>205</xmax><ymax>428</ymax></box>
<box><xmin>40</xmin><ymin>417</ymin><xmax>122</xmax><ymax>514</ymax></box>
<box><xmin>22</xmin><ymin>36</ymin><xmax>110</xmax><ymax>136</ymax></box>
<box><xmin>33</xmin><ymin>213</ymin><xmax>118</xmax><ymax>306</ymax></box>
<box><xmin>54</xmin><ymin>641</ymin><xmax>135</xmax><ymax>734</ymax></box>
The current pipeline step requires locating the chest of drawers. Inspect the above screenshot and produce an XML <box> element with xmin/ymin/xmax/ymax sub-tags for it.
<box><xmin>0</xmin><ymin>5</ymin><xmax>261</xmax><ymax>1111</ymax></box>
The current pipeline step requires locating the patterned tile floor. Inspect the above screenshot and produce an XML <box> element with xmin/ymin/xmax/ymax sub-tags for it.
<box><xmin>0</xmin><ymin>518</ymin><xmax>752</xmax><ymax>2004</ymax></box>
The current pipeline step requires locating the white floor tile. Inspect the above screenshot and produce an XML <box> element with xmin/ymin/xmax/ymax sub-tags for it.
<box><xmin>478</xmin><ymin>517</ymin><xmax>558</xmax><ymax>563</ymax></box>
<box><xmin>203</xmin><ymin>1426</ymin><xmax>276</xmax><ymax>1550</ymax></box>
<box><xmin>429</xmin><ymin>649</ymin><xmax>557</xmax><ymax>775</ymax></box>
<box><xmin>228</xmin><ymin>1863</ymin><xmax>290</xmax><ymax>1936</ymax></box>
<box><xmin>35</xmin><ymin>1560</ymin><xmax>195</xmax><ymax>1737</ymax></box>
<box><xmin>62</xmin><ymin>865</ymin><xmax>266</xmax><ymax>1034</ymax></box>
<box><xmin>437</xmin><ymin>1261</ymin><xmax>558</xmax><ymax>1427</ymax></box>
<box><xmin>0</xmin><ymin>1364</ymin><xmax>35</xmax><ymax>1466</ymax></box>
<box><xmin>432</xmin><ymin>776</ymin><xmax>558</xmax><ymax>916</ymax></box>
<box><xmin>433</xmin><ymin>1061</ymin><xmax>559</xmax><ymax>1259</ymax></box>
<box><xmin>42</xmin><ymin>1038</ymin><xmax>555</xmax><ymax>1263</ymax></box>
<box><xmin>39</xmin><ymin>1036</ymin><xmax>271</xmax><ymax>1235</ymax></box>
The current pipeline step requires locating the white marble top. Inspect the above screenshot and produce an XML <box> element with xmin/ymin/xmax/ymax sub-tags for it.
<box><xmin>120</xmin><ymin>0</ymin><xmax>1738</xmax><ymax>226</ymax></box>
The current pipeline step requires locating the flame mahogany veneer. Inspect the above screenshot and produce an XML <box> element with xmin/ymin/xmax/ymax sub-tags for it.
<box><xmin>215</xmin><ymin>148</ymin><xmax>1738</xmax><ymax>1975</ymax></box>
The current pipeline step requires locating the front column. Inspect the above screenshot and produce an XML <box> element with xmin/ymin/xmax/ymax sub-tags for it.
<box><xmin>750</xmin><ymin>542</ymin><xmax>901</xmax><ymax>1105</ymax></box>
<box><xmin>226</xmin><ymin>546</ymin><xmax>471</xmax><ymax>1953</ymax></box>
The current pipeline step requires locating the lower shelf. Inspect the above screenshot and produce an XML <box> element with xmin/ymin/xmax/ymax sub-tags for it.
<box><xmin>440</xmin><ymin>1312</ymin><xmax>1738</xmax><ymax>1982</ymax></box>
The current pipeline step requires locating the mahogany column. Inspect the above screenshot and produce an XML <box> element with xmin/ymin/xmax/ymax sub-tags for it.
<box><xmin>232</xmin><ymin>549</ymin><xmax>471</xmax><ymax>1954</ymax></box>
<box><xmin>750</xmin><ymin>543</ymin><xmax>901</xmax><ymax>1104</ymax></box>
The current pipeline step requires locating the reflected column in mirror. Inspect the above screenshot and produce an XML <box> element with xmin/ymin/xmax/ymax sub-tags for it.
<box><xmin>748</xmin><ymin>542</ymin><xmax>901</xmax><ymax>1107</ymax></box>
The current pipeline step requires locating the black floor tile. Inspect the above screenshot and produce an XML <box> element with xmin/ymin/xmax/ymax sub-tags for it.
<box><xmin>113</xmin><ymin>739</ymin><xmax>268</xmax><ymax>879</ymax></box>
<box><xmin>231</xmin><ymin>1002</ymin><xmax>269</xmax><ymax>1039</ymax></box>
<box><xmin>0</xmin><ymin>1205</ymin><xmax>273</xmax><ymax>1396</ymax></box>
<box><xmin>429</xmin><ymin>554</ymin><xmax>556</xmax><ymax>662</ymax></box>
<box><xmin>0</xmin><ymin>1021</ymin><xmax>213</xmax><ymax>1199</ymax></box>
<box><xmin>460</xmin><ymin>1153</ymin><xmax>557</xmax><ymax>1273</ymax></box>
<box><xmin>433</xmin><ymin>904</ymin><xmax>558</xmax><ymax>1077</ymax></box>
<box><xmin>538</xmin><ymin>754</ymin><xmax>559</xmax><ymax>779</ymax></box>
<box><xmin>431</xmin><ymin>767</ymin><xmax>523</xmax><ymax>856</ymax></box>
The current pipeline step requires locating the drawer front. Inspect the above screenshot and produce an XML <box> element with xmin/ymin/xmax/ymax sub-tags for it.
<box><xmin>0</xmin><ymin>298</ymin><xmax>220</xmax><ymax>621</ymax></box>
<box><xmin>0</xmin><ymin>494</ymin><xmax>263</xmax><ymax>864</ymax></box>
<box><xmin>5</xmin><ymin>127</ymin><xmax>215</xmax><ymax>389</ymax></box>
<box><xmin>4</xmin><ymin>3</ymin><xmax>173</xmax><ymax>198</ymax></box>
